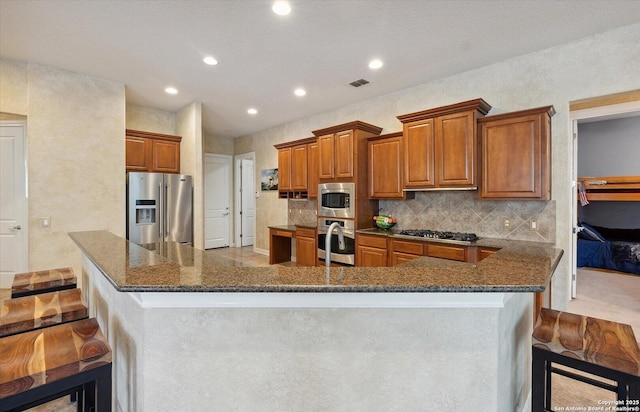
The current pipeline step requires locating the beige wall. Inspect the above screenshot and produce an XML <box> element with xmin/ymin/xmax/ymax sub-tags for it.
<box><xmin>0</xmin><ymin>60</ymin><xmax>125</xmax><ymax>277</ymax></box>
<box><xmin>126</xmin><ymin>104</ymin><xmax>176</xmax><ymax>134</ymax></box>
<box><xmin>0</xmin><ymin>60</ymin><xmax>28</xmax><ymax>115</ymax></box>
<box><xmin>204</xmin><ymin>133</ymin><xmax>234</xmax><ymax>155</ymax></box>
<box><xmin>235</xmin><ymin>23</ymin><xmax>640</xmax><ymax>309</ymax></box>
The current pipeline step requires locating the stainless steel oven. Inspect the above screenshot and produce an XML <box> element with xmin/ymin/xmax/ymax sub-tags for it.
<box><xmin>318</xmin><ymin>182</ymin><xmax>355</xmax><ymax>219</ymax></box>
<box><xmin>317</xmin><ymin>218</ymin><xmax>355</xmax><ymax>266</ymax></box>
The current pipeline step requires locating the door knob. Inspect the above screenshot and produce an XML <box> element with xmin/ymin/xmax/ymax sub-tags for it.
<box><xmin>223</xmin><ymin>212</ymin><xmax>229</xmax><ymax>216</ymax></box>
<box><xmin>9</xmin><ymin>225</ymin><xmax>22</xmax><ymax>230</ymax></box>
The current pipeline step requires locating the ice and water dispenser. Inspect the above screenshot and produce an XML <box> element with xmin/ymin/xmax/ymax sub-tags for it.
<box><xmin>135</xmin><ymin>199</ymin><xmax>156</xmax><ymax>225</ymax></box>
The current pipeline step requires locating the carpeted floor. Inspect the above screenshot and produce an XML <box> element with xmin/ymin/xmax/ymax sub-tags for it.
<box><xmin>5</xmin><ymin>261</ymin><xmax>639</xmax><ymax>411</ymax></box>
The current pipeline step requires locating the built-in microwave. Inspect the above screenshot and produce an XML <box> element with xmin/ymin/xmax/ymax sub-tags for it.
<box><xmin>318</xmin><ymin>182</ymin><xmax>355</xmax><ymax>218</ymax></box>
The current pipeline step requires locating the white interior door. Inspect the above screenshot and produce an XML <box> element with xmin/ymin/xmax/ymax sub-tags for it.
<box><xmin>204</xmin><ymin>154</ymin><xmax>232</xmax><ymax>249</ymax></box>
<box><xmin>240</xmin><ymin>158</ymin><xmax>255</xmax><ymax>246</ymax></box>
<box><xmin>0</xmin><ymin>122</ymin><xmax>28</xmax><ymax>288</ymax></box>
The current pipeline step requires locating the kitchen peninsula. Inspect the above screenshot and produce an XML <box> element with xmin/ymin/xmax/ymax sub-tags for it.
<box><xmin>70</xmin><ymin>230</ymin><xmax>562</xmax><ymax>412</ymax></box>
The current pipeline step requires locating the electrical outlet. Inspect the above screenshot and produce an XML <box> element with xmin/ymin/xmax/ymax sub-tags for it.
<box><xmin>42</xmin><ymin>217</ymin><xmax>50</xmax><ymax>228</ymax></box>
<box><xmin>530</xmin><ymin>220</ymin><xmax>538</xmax><ymax>231</ymax></box>
<box><xmin>503</xmin><ymin>219</ymin><xmax>510</xmax><ymax>228</ymax></box>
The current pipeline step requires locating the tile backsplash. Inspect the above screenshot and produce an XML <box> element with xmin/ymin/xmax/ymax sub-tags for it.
<box><xmin>288</xmin><ymin>191</ymin><xmax>555</xmax><ymax>243</ymax></box>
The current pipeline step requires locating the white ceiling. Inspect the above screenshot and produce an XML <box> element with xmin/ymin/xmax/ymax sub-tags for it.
<box><xmin>2</xmin><ymin>0</ymin><xmax>639</xmax><ymax>138</ymax></box>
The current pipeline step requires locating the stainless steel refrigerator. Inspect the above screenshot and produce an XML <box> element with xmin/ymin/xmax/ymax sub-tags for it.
<box><xmin>126</xmin><ymin>172</ymin><xmax>193</xmax><ymax>245</ymax></box>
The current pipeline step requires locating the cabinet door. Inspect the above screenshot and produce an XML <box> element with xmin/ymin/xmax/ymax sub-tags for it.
<box><xmin>334</xmin><ymin>130</ymin><xmax>354</xmax><ymax>178</ymax></box>
<box><xmin>307</xmin><ymin>142</ymin><xmax>319</xmax><ymax>198</ymax></box>
<box><xmin>291</xmin><ymin>145</ymin><xmax>308</xmax><ymax>190</ymax></box>
<box><xmin>278</xmin><ymin>147</ymin><xmax>292</xmax><ymax>191</ymax></box>
<box><xmin>152</xmin><ymin>139</ymin><xmax>180</xmax><ymax>173</ymax></box>
<box><xmin>296</xmin><ymin>235</ymin><xmax>317</xmax><ymax>267</ymax></box>
<box><xmin>479</xmin><ymin>112</ymin><xmax>550</xmax><ymax>199</ymax></box>
<box><xmin>126</xmin><ymin>136</ymin><xmax>151</xmax><ymax>172</ymax></box>
<box><xmin>436</xmin><ymin>110</ymin><xmax>475</xmax><ymax>187</ymax></box>
<box><xmin>318</xmin><ymin>133</ymin><xmax>335</xmax><ymax>179</ymax></box>
<box><xmin>404</xmin><ymin>119</ymin><xmax>435</xmax><ymax>188</ymax></box>
<box><xmin>369</xmin><ymin>135</ymin><xmax>403</xmax><ymax>198</ymax></box>
<box><xmin>357</xmin><ymin>245</ymin><xmax>388</xmax><ymax>267</ymax></box>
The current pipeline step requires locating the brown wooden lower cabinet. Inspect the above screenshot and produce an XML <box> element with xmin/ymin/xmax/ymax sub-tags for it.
<box><xmin>356</xmin><ymin>234</ymin><xmax>388</xmax><ymax>267</ymax></box>
<box><xmin>356</xmin><ymin>235</ymin><xmax>509</xmax><ymax>267</ymax></box>
<box><xmin>425</xmin><ymin>243</ymin><xmax>466</xmax><ymax>262</ymax></box>
<box><xmin>295</xmin><ymin>227</ymin><xmax>317</xmax><ymax>267</ymax></box>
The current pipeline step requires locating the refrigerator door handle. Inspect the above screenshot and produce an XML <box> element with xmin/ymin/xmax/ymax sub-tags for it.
<box><xmin>164</xmin><ymin>182</ymin><xmax>169</xmax><ymax>237</ymax></box>
<box><xmin>158</xmin><ymin>183</ymin><xmax>163</xmax><ymax>240</ymax></box>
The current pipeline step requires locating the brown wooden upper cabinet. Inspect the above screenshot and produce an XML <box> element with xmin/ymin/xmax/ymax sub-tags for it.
<box><xmin>397</xmin><ymin>99</ymin><xmax>491</xmax><ymax>190</ymax></box>
<box><xmin>277</xmin><ymin>146</ymin><xmax>292</xmax><ymax>191</ymax></box>
<box><xmin>312</xmin><ymin>121</ymin><xmax>383</xmax><ymax>182</ymax></box>
<box><xmin>368</xmin><ymin>132</ymin><xmax>413</xmax><ymax>199</ymax></box>
<box><xmin>307</xmin><ymin>141</ymin><xmax>319</xmax><ymax>198</ymax></box>
<box><xmin>275</xmin><ymin>137</ymin><xmax>317</xmax><ymax>198</ymax></box>
<box><xmin>478</xmin><ymin>106</ymin><xmax>555</xmax><ymax>200</ymax></box>
<box><xmin>125</xmin><ymin>129</ymin><xmax>181</xmax><ymax>173</ymax></box>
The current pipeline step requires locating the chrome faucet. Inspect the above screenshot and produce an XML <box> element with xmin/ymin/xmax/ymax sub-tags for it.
<box><xmin>325</xmin><ymin>222</ymin><xmax>346</xmax><ymax>267</ymax></box>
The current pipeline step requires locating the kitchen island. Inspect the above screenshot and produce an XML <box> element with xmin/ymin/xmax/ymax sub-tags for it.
<box><xmin>70</xmin><ymin>230</ymin><xmax>562</xmax><ymax>412</ymax></box>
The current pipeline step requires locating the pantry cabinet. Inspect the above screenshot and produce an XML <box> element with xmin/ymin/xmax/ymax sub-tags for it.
<box><xmin>307</xmin><ymin>141</ymin><xmax>319</xmax><ymax>198</ymax></box>
<box><xmin>397</xmin><ymin>99</ymin><xmax>491</xmax><ymax>190</ymax></box>
<box><xmin>126</xmin><ymin>129</ymin><xmax>181</xmax><ymax>173</ymax></box>
<box><xmin>275</xmin><ymin>137</ymin><xmax>317</xmax><ymax>199</ymax></box>
<box><xmin>478</xmin><ymin>106</ymin><xmax>555</xmax><ymax>200</ymax></box>
<box><xmin>312</xmin><ymin>121</ymin><xmax>383</xmax><ymax>183</ymax></box>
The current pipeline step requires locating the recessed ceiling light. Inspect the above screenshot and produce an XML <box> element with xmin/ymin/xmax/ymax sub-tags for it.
<box><xmin>247</xmin><ymin>108</ymin><xmax>258</xmax><ymax>115</ymax></box>
<box><xmin>165</xmin><ymin>87</ymin><xmax>178</xmax><ymax>95</ymax></box>
<box><xmin>272</xmin><ymin>1</ymin><xmax>291</xmax><ymax>16</ymax></box>
<box><xmin>368</xmin><ymin>59</ymin><xmax>383</xmax><ymax>69</ymax></box>
<box><xmin>203</xmin><ymin>56</ymin><xmax>218</xmax><ymax>65</ymax></box>
<box><xmin>294</xmin><ymin>88</ymin><xmax>306</xmax><ymax>97</ymax></box>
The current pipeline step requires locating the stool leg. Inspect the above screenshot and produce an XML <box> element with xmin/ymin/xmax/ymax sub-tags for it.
<box><xmin>95</xmin><ymin>365</ymin><xmax>112</xmax><ymax>412</ymax></box>
<box><xmin>545</xmin><ymin>359</ymin><xmax>553</xmax><ymax>411</ymax></box>
<box><xmin>532</xmin><ymin>348</ymin><xmax>546</xmax><ymax>412</ymax></box>
<box><xmin>617</xmin><ymin>380</ymin><xmax>628</xmax><ymax>402</ymax></box>
<box><xmin>85</xmin><ymin>381</ymin><xmax>96</xmax><ymax>411</ymax></box>
<box><xmin>628</xmin><ymin>379</ymin><xmax>640</xmax><ymax>402</ymax></box>
<box><xmin>76</xmin><ymin>387</ymin><xmax>84</xmax><ymax>412</ymax></box>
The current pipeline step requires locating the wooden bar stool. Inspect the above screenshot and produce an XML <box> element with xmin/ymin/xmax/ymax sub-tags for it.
<box><xmin>0</xmin><ymin>288</ymin><xmax>88</xmax><ymax>338</ymax></box>
<box><xmin>532</xmin><ymin>308</ymin><xmax>640</xmax><ymax>411</ymax></box>
<box><xmin>0</xmin><ymin>318</ymin><xmax>112</xmax><ymax>411</ymax></box>
<box><xmin>11</xmin><ymin>267</ymin><xmax>77</xmax><ymax>298</ymax></box>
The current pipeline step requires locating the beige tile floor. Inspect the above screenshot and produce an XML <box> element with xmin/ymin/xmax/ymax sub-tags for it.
<box><xmin>2</xmin><ymin>250</ymin><xmax>638</xmax><ymax>411</ymax></box>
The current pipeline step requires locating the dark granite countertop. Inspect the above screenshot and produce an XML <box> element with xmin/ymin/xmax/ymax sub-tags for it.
<box><xmin>69</xmin><ymin>230</ymin><xmax>563</xmax><ymax>294</ymax></box>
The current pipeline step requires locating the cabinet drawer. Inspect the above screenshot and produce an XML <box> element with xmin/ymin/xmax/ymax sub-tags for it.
<box><xmin>357</xmin><ymin>234</ymin><xmax>388</xmax><ymax>249</ymax></box>
<box><xmin>391</xmin><ymin>240</ymin><xmax>423</xmax><ymax>255</ymax></box>
<box><xmin>426</xmin><ymin>243</ymin><xmax>466</xmax><ymax>261</ymax></box>
<box><xmin>296</xmin><ymin>227</ymin><xmax>316</xmax><ymax>238</ymax></box>
<box><xmin>272</xmin><ymin>229</ymin><xmax>293</xmax><ymax>238</ymax></box>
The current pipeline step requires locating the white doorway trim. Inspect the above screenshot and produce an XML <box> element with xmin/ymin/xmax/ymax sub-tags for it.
<box><xmin>569</xmin><ymin>99</ymin><xmax>640</xmax><ymax>298</ymax></box>
<box><xmin>0</xmin><ymin>121</ymin><xmax>29</xmax><ymax>288</ymax></box>
<box><xmin>234</xmin><ymin>152</ymin><xmax>256</xmax><ymax>250</ymax></box>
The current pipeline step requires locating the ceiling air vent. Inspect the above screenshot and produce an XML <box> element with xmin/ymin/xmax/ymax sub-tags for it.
<box><xmin>348</xmin><ymin>78</ymin><xmax>370</xmax><ymax>87</ymax></box>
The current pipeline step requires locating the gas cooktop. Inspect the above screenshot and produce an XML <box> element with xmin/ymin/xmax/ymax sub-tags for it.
<box><xmin>399</xmin><ymin>229</ymin><xmax>480</xmax><ymax>243</ymax></box>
